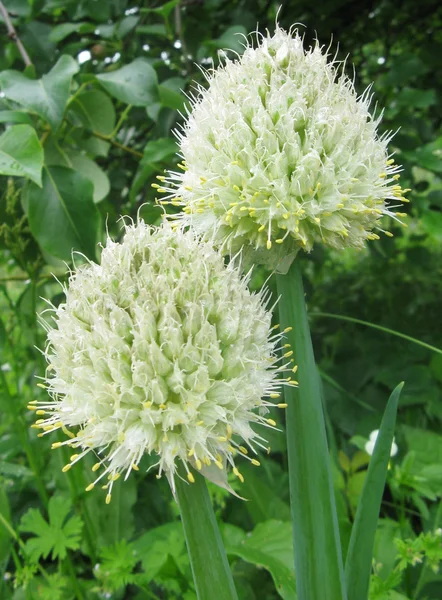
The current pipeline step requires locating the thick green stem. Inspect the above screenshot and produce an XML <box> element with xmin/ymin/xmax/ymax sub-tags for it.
<box><xmin>276</xmin><ymin>260</ymin><xmax>346</xmax><ymax>600</ymax></box>
<box><xmin>175</xmin><ymin>470</ymin><xmax>238</xmax><ymax>600</ymax></box>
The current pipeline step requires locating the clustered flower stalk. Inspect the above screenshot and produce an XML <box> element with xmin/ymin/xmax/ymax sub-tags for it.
<box><xmin>32</xmin><ymin>25</ymin><xmax>408</xmax><ymax>600</ymax></box>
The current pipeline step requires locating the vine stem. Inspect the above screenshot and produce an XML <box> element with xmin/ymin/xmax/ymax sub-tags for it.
<box><xmin>0</xmin><ymin>1</ymin><xmax>32</xmax><ymax>67</ymax></box>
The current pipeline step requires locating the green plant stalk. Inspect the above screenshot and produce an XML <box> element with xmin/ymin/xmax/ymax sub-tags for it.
<box><xmin>276</xmin><ymin>260</ymin><xmax>347</xmax><ymax>600</ymax></box>
<box><xmin>344</xmin><ymin>382</ymin><xmax>403</xmax><ymax>600</ymax></box>
<box><xmin>175</xmin><ymin>470</ymin><xmax>238</xmax><ymax>600</ymax></box>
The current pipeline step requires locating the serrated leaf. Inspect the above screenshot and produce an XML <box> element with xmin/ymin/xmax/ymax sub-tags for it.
<box><xmin>19</xmin><ymin>495</ymin><xmax>83</xmax><ymax>562</ymax></box>
<box><xmin>0</xmin><ymin>55</ymin><xmax>79</xmax><ymax>130</ymax></box>
<box><xmin>0</xmin><ymin>125</ymin><xmax>43</xmax><ymax>185</ymax></box>
<box><xmin>26</xmin><ymin>165</ymin><xmax>100</xmax><ymax>261</ymax></box>
<box><xmin>96</xmin><ymin>58</ymin><xmax>158</xmax><ymax>107</ymax></box>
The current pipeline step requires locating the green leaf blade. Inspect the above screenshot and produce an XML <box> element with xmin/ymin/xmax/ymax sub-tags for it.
<box><xmin>0</xmin><ymin>124</ymin><xmax>43</xmax><ymax>185</ymax></box>
<box><xmin>26</xmin><ymin>165</ymin><xmax>101</xmax><ymax>261</ymax></box>
<box><xmin>0</xmin><ymin>55</ymin><xmax>79</xmax><ymax>130</ymax></box>
<box><xmin>345</xmin><ymin>382</ymin><xmax>404</xmax><ymax>600</ymax></box>
<box><xmin>96</xmin><ymin>58</ymin><xmax>159</xmax><ymax>106</ymax></box>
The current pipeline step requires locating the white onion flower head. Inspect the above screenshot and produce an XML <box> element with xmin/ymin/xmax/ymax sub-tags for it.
<box><xmin>160</xmin><ymin>27</ymin><xmax>409</xmax><ymax>271</ymax></box>
<box><xmin>31</xmin><ymin>222</ymin><xmax>290</xmax><ymax>501</ymax></box>
<box><xmin>364</xmin><ymin>429</ymin><xmax>398</xmax><ymax>457</ymax></box>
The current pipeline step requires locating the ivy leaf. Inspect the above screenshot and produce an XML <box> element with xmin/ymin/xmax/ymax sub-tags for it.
<box><xmin>19</xmin><ymin>495</ymin><xmax>83</xmax><ymax>562</ymax></box>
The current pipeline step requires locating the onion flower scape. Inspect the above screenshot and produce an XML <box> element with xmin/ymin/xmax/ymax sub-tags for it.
<box><xmin>156</xmin><ymin>26</ymin><xmax>409</xmax><ymax>271</ymax></box>
<box><xmin>29</xmin><ymin>222</ymin><xmax>296</xmax><ymax>502</ymax></box>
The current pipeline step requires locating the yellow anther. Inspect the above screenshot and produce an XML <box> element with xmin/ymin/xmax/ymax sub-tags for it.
<box><xmin>278</xmin><ymin>403</ymin><xmax>288</xmax><ymax>409</ymax></box>
<box><xmin>232</xmin><ymin>467</ymin><xmax>244</xmax><ymax>483</ymax></box>
<box><xmin>188</xmin><ymin>448</ymin><xmax>195</xmax><ymax>457</ymax></box>
<box><xmin>283</xmin><ymin>343</ymin><xmax>290</xmax><ymax>348</ymax></box>
<box><xmin>386</xmin><ymin>159</ymin><xmax>395</xmax><ymax>165</ymax></box>
<box><xmin>379</xmin><ymin>173</ymin><xmax>386</xmax><ymax>178</ymax></box>
<box><xmin>37</xmin><ymin>433</ymin><xmax>44</xmax><ymax>437</ymax></box>
<box><xmin>289</xmin><ymin>380</ymin><xmax>299</xmax><ymax>386</ymax></box>
<box><xmin>163</xmin><ymin>433</ymin><xmax>168</xmax><ymax>442</ymax></box>
<box><xmin>132</xmin><ymin>464</ymin><xmax>139</xmax><ymax>471</ymax></box>
<box><xmin>239</xmin><ymin>446</ymin><xmax>248</xmax><ymax>455</ymax></box>
<box><xmin>393</xmin><ymin>174</ymin><xmax>400</xmax><ymax>180</ymax></box>
<box><xmin>292</xmin><ymin>365</ymin><xmax>298</xmax><ymax>373</ymax></box>
<box><xmin>143</xmin><ymin>401</ymin><xmax>152</xmax><ymax>408</ymax></box>
<box><xmin>156</xmin><ymin>175</ymin><xmax>166</xmax><ymax>181</ymax></box>
<box><xmin>266</xmin><ymin>240</ymin><xmax>272</xmax><ymax>250</ymax></box>
<box><xmin>226</xmin><ymin>424</ymin><xmax>233</xmax><ymax>438</ymax></box>
<box><xmin>258</xmin><ymin>225</ymin><xmax>265</xmax><ymax>232</ymax></box>
<box><xmin>196</xmin><ymin>420</ymin><xmax>204</xmax><ymax>426</ymax></box>
<box><xmin>283</xmin><ymin>327</ymin><xmax>292</xmax><ymax>333</ymax></box>
<box><xmin>159</xmin><ymin>403</ymin><xmax>166</xmax><ymax>409</ymax></box>
<box><xmin>263</xmin><ymin>199</ymin><xmax>269</xmax><ymax>204</ymax></box>
<box><xmin>70</xmin><ymin>454</ymin><xmax>79</xmax><ymax>462</ymax></box>
<box><xmin>203</xmin><ymin>457</ymin><xmax>211</xmax><ymax>466</ymax></box>
<box><xmin>251</xmin><ymin>459</ymin><xmax>260</xmax><ymax>466</ymax></box>
<box><xmin>92</xmin><ymin>462</ymin><xmax>101</xmax><ymax>472</ymax></box>
<box><xmin>62</xmin><ymin>464</ymin><xmax>71</xmax><ymax>473</ymax></box>
<box><xmin>270</xmin><ymin>393</ymin><xmax>280</xmax><ymax>399</ymax></box>
<box><xmin>284</xmin><ymin>350</ymin><xmax>294</xmax><ymax>358</ymax></box>
<box><xmin>105</xmin><ymin>494</ymin><xmax>112</xmax><ymax>504</ymax></box>
<box><xmin>276</xmin><ymin>239</ymin><xmax>284</xmax><ymax>244</ymax></box>
<box><xmin>267</xmin><ymin>419</ymin><xmax>277</xmax><ymax>427</ymax></box>
<box><xmin>196</xmin><ymin>459</ymin><xmax>202</xmax><ymax>470</ymax></box>
<box><xmin>217</xmin><ymin>436</ymin><xmax>227</xmax><ymax>442</ymax></box>
<box><xmin>215</xmin><ymin>460</ymin><xmax>223</xmax><ymax>469</ymax></box>
<box><xmin>272</xmin><ymin>323</ymin><xmax>280</xmax><ymax>330</ymax></box>
<box><xmin>233</xmin><ymin>184</ymin><xmax>240</xmax><ymax>192</ymax></box>
<box><xmin>231</xmin><ymin>160</ymin><xmax>239</xmax><ymax>165</ymax></box>
<box><xmin>85</xmin><ymin>483</ymin><xmax>94</xmax><ymax>492</ymax></box>
<box><xmin>35</xmin><ymin>419</ymin><xmax>45</xmax><ymax>425</ymax></box>
<box><xmin>184</xmin><ymin>185</ymin><xmax>193</xmax><ymax>191</ymax></box>
<box><xmin>37</xmin><ymin>383</ymin><xmax>47</xmax><ymax>389</ymax></box>
<box><xmin>283</xmin><ymin>213</ymin><xmax>289</xmax><ymax>220</ymax></box>
<box><xmin>200</xmin><ymin>176</ymin><xmax>207</xmax><ymax>183</ymax></box>
<box><xmin>27</xmin><ymin>405</ymin><xmax>37</xmax><ymax>411</ymax></box>
<box><xmin>187</xmin><ymin>472</ymin><xmax>195</xmax><ymax>483</ymax></box>
<box><xmin>36</xmin><ymin>410</ymin><xmax>46</xmax><ymax>416</ymax></box>
<box><xmin>240</xmin><ymin>206</ymin><xmax>248</xmax><ymax>212</ymax></box>
<box><xmin>112</xmin><ymin>473</ymin><xmax>121</xmax><ymax>481</ymax></box>
<box><xmin>384</xmin><ymin>231</ymin><xmax>394</xmax><ymax>237</ymax></box>
<box><xmin>51</xmin><ymin>442</ymin><xmax>62</xmax><ymax>449</ymax></box>
<box><xmin>151</xmin><ymin>183</ymin><xmax>160</xmax><ymax>189</ymax></box>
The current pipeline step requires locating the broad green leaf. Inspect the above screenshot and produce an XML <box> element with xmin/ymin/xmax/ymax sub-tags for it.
<box><xmin>0</xmin><ymin>125</ymin><xmax>43</xmax><ymax>185</ymax></box>
<box><xmin>68</xmin><ymin>89</ymin><xmax>116</xmax><ymax>135</ymax></box>
<box><xmin>0</xmin><ymin>55</ymin><xmax>79</xmax><ymax>130</ymax></box>
<box><xmin>401</xmin><ymin>425</ymin><xmax>442</xmax><ymax>470</ymax></box>
<box><xmin>26</xmin><ymin>165</ymin><xmax>100</xmax><ymax>261</ymax></box>
<box><xmin>276</xmin><ymin>262</ymin><xmax>346</xmax><ymax>600</ymax></box>
<box><xmin>238</xmin><ymin>464</ymin><xmax>291</xmax><ymax>524</ymax></box>
<box><xmin>116</xmin><ymin>15</ymin><xmax>140</xmax><ymax>38</ymax></box>
<box><xmin>396</xmin><ymin>87</ymin><xmax>437</xmax><ymax>109</ymax></box>
<box><xmin>0</xmin><ymin>110</ymin><xmax>32</xmax><ymax>124</ymax></box>
<box><xmin>66</xmin><ymin>153</ymin><xmax>110</xmax><ymax>203</ymax></box>
<box><xmin>226</xmin><ymin>520</ymin><xmax>296</xmax><ymax>600</ymax></box>
<box><xmin>345</xmin><ymin>383</ymin><xmax>403</xmax><ymax>600</ymax></box>
<box><xmin>19</xmin><ymin>495</ymin><xmax>83</xmax><ymax>562</ymax></box>
<box><xmin>96</xmin><ymin>58</ymin><xmax>158</xmax><ymax>107</ymax></box>
<box><xmin>49</xmin><ymin>22</ymin><xmax>96</xmax><ymax>43</ymax></box>
<box><xmin>159</xmin><ymin>77</ymin><xmax>187</xmax><ymax>111</ymax></box>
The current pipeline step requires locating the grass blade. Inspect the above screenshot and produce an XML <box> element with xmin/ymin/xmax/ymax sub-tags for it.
<box><xmin>276</xmin><ymin>260</ymin><xmax>347</xmax><ymax>600</ymax></box>
<box><xmin>345</xmin><ymin>382</ymin><xmax>404</xmax><ymax>600</ymax></box>
<box><xmin>175</xmin><ymin>470</ymin><xmax>238</xmax><ymax>600</ymax></box>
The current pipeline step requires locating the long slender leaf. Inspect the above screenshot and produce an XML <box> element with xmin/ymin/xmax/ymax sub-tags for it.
<box><xmin>345</xmin><ymin>382</ymin><xmax>404</xmax><ymax>600</ymax></box>
<box><xmin>311</xmin><ymin>312</ymin><xmax>442</xmax><ymax>355</ymax></box>
<box><xmin>276</xmin><ymin>260</ymin><xmax>347</xmax><ymax>600</ymax></box>
<box><xmin>175</xmin><ymin>470</ymin><xmax>238</xmax><ymax>600</ymax></box>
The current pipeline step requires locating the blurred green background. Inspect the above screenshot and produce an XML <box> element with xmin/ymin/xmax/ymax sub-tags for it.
<box><xmin>0</xmin><ymin>1</ymin><xmax>441</xmax><ymax>598</ymax></box>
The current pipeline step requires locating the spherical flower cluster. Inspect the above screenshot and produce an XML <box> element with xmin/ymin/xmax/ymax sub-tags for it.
<box><xmin>159</xmin><ymin>27</ymin><xmax>409</xmax><ymax>271</ymax></box>
<box><xmin>30</xmin><ymin>222</ymin><xmax>292</xmax><ymax>501</ymax></box>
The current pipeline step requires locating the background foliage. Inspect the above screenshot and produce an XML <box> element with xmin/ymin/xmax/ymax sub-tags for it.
<box><xmin>0</xmin><ymin>0</ymin><xmax>441</xmax><ymax>598</ymax></box>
